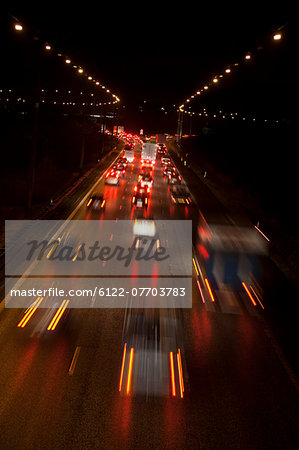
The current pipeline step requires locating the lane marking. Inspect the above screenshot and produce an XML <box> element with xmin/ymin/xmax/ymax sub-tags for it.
<box><xmin>68</xmin><ymin>346</ymin><xmax>81</xmax><ymax>375</ymax></box>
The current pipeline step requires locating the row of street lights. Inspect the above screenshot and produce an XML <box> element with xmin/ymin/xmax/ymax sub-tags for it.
<box><xmin>178</xmin><ymin>27</ymin><xmax>285</xmax><ymax>115</ymax></box>
<box><xmin>13</xmin><ymin>20</ymin><xmax>120</xmax><ymax>106</ymax></box>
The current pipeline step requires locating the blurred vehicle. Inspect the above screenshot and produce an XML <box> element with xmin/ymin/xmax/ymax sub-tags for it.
<box><xmin>119</xmin><ymin>309</ymin><xmax>185</xmax><ymax>398</ymax></box>
<box><xmin>117</xmin><ymin>156</ymin><xmax>128</xmax><ymax>168</ymax></box>
<box><xmin>86</xmin><ymin>194</ymin><xmax>106</xmax><ymax>210</ymax></box>
<box><xmin>132</xmin><ymin>185</ymin><xmax>149</xmax><ymax>210</ymax></box>
<box><xmin>197</xmin><ymin>213</ymin><xmax>268</xmax><ymax>301</ymax></box>
<box><xmin>161</xmin><ymin>156</ymin><xmax>171</xmax><ymax>166</ymax></box>
<box><xmin>157</xmin><ymin>146</ymin><xmax>167</xmax><ymax>158</ymax></box>
<box><xmin>133</xmin><ymin>218</ymin><xmax>156</xmax><ymax>237</ymax></box>
<box><xmin>105</xmin><ymin>169</ymin><xmax>121</xmax><ymax>185</ymax></box>
<box><xmin>140</xmin><ymin>172</ymin><xmax>154</xmax><ymax>189</ymax></box>
<box><xmin>168</xmin><ymin>172</ymin><xmax>181</xmax><ymax>185</ymax></box>
<box><xmin>111</xmin><ymin>163</ymin><xmax>126</xmax><ymax>177</ymax></box>
<box><xmin>170</xmin><ymin>186</ymin><xmax>191</xmax><ymax>205</ymax></box>
<box><xmin>141</xmin><ymin>142</ymin><xmax>157</xmax><ymax>163</ymax></box>
<box><xmin>124</xmin><ymin>147</ymin><xmax>134</xmax><ymax>162</ymax></box>
<box><xmin>156</xmin><ymin>134</ymin><xmax>167</xmax><ymax>145</ymax></box>
<box><xmin>163</xmin><ymin>166</ymin><xmax>176</xmax><ymax>178</ymax></box>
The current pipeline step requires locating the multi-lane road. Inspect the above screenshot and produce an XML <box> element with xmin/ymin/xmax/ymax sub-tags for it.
<box><xmin>0</xmin><ymin>139</ymin><xmax>298</xmax><ymax>449</ymax></box>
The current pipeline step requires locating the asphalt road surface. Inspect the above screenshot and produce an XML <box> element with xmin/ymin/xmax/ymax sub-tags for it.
<box><xmin>0</xmin><ymin>140</ymin><xmax>298</xmax><ymax>450</ymax></box>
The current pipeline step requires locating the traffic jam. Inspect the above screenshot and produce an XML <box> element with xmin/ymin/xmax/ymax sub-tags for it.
<box><xmin>13</xmin><ymin>131</ymin><xmax>267</xmax><ymax>400</ymax></box>
<box><xmin>87</xmin><ymin>133</ymin><xmax>192</xmax><ymax>217</ymax></box>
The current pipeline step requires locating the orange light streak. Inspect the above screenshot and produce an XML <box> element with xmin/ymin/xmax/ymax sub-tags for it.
<box><xmin>242</xmin><ymin>282</ymin><xmax>257</xmax><ymax>306</ymax></box>
<box><xmin>126</xmin><ymin>347</ymin><xmax>134</xmax><ymax>395</ymax></box>
<box><xmin>119</xmin><ymin>343</ymin><xmax>127</xmax><ymax>392</ymax></box>
<box><xmin>47</xmin><ymin>299</ymin><xmax>69</xmax><ymax>331</ymax></box>
<box><xmin>72</xmin><ymin>244</ymin><xmax>82</xmax><ymax>262</ymax></box>
<box><xmin>169</xmin><ymin>351</ymin><xmax>176</xmax><ymax>397</ymax></box>
<box><xmin>250</xmin><ymin>285</ymin><xmax>264</xmax><ymax>309</ymax></box>
<box><xmin>192</xmin><ymin>257</ymin><xmax>199</xmax><ymax>276</ymax></box>
<box><xmin>17</xmin><ymin>297</ymin><xmax>44</xmax><ymax>328</ymax></box>
<box><xmin>204</xmin><ymin>278</ymin><xmax>215</xmax><ymax>302</ymax></box>
<box><xmin>177</xmin><ymin>349</ymin><xmax>184</xmax><ymax>398</ymax></box>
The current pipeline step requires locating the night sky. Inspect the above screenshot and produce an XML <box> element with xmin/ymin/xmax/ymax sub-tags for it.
<box><xmin>1</xmin><ymin>4</ymin><xmax>296</xmax><ymax>131</ymax></box>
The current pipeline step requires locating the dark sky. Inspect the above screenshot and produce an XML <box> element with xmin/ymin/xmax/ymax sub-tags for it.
<box><xmin>2</xmin><ymin>3</ymin><xmax>297</xmax><ymax>131</ymax></box>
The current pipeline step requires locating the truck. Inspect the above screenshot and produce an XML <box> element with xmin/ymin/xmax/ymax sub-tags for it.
<box><xmin>156</xmin><ymin>134</ymin><xmax>167</xmax><ymax>145</ymax></box>
<box><xmin>196</xmin><ymin>213</ymin><xmax>268</xmax><ymax>303</ymax></box>
<box><xmin>141</xmin><ymin>143</ymin><xmax>157</xmax><ymax>163</ymax></box>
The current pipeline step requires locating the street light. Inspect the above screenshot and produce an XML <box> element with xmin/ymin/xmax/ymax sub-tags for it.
<box><xmin>14</xmin><ymin>24</ymin><xmax>23</xmax><ymax>31</ymax></box>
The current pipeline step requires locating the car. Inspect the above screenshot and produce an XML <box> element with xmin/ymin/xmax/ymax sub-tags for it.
<box><xmin>112</xmin><ymin>163</ymin><xmax>126</xmax><ymax>177</ymax></box>
<box><xmin>119</xmin><ymin>309</ymin><xmax>185</xmax><ymax>397</ymax></box>
<box><xmin>139</xmin><ymin>172</ymin><xmax>154</xmax><ymax>189</ymax></box>
<box><xmin>117</xmin><ymin>157</ymin><xmax>128</xmax><ymax>168</ymax></box>
<box><xmin>141</xmin><ymin>162</ymin><xmax>154</xmax><ymax>172</ymax></box>
<box><xmin>163</xmin><ymin>166</ymin><xmax>176</xmax><ymax>178</ymax></box>
<box><xmin>133</xmin><ymin>218</ymin><xmax>156</xmax><ymax>237</ymax></box>
<box><xmin>168</xmin><ymin>172</ymin><xmax>182</xmax><ymax>185</ymax></box>
<box><xmin>131</xmin><ymin>185</ymin><xmax>149</xmax><ymax>209</ymax></box>
<box><xmin>105</xmin><ymin>169</ymin><xmax>120</xmax><ymax>185</ymax></box>
<box><xmin>141</xmin><ymin>158</ymin><xmax>154</xmax><ymax>166</ymax></box>
<box><xmin>161</xmin><ymin>157</ymin><xmax>171</xmax><ymax>165</ymax></box>
<box><xmin>170</xmin><ymin>186</ymin><xmax>192</xmax><ymax>205</ymax></box>
<box><xmin>124</xmin><ymin>143</ymin><xmax>133</xmax><ymax>150</ymax></box>
<box><xmin>86</xmin><ymin>194</ymin><xmax>106</xmax><ymax>210</ymax></box>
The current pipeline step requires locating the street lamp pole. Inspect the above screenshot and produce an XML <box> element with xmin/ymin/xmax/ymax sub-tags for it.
<box><xmin>176</xmin><ymin>110</ymin><xmax>183</xmax><ymax>144</ymax></box>
<box><xmin>26</xmin><ymin>36</ymin><xmax>41</xmax><ymax>218</ymax></box>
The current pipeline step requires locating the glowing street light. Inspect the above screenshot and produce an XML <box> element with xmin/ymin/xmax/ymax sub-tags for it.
<box><xmin>14</xmin><ymin>24</ymin><xmax>23</xmax><ymax>31</ymax></box>
<box><xmin>273</xmin><ymin>33</ymin><xmax>282</xmax><ymax>40</ymax></box>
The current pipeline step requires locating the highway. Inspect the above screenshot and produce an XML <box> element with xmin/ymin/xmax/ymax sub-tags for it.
<box><xmin>0</xmin><ymin>138</ymin><xmax>299</xmax><ymax>450</ymax></box>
